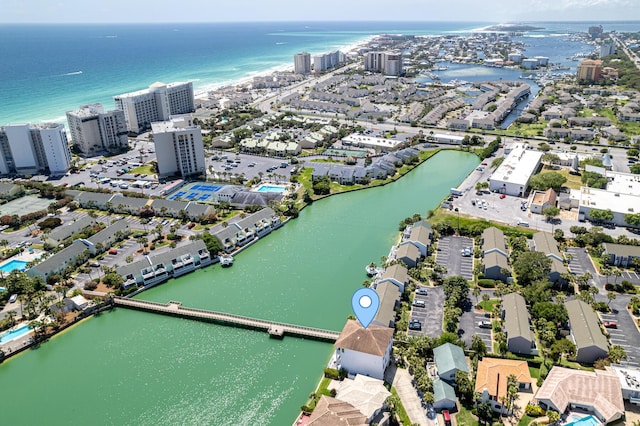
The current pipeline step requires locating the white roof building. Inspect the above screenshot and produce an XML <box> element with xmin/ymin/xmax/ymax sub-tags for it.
<box><xmin>341</xmin><ymin>133</ymin><xmax>404</xmax><ymax>151</ymax></box>
<box><xmin>489</xmin><ymin>143</ymin><xmax>543</xmax><ymax>197</ymax></box>
<box><xmin>578</xmin><ymin>186</ymin><xmax>640</xmax><ymax>226</ymax></box>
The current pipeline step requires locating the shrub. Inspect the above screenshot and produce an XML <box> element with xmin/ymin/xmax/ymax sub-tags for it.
<box><xmin>592</xmin><ymin>301</ymin><xmax>610</xmax><ymax>312</ymax></box>
<box><xmin>525</xmin><ymin>403</ymin><xmax>545</xmax><ymax>417</ymax></box>
<box><xmin>324</xmin><ymin>368</ymin><xmax>340</xmax><ymax>380</ymax></box>
<box><xmin>84</xmin><ymin>281</ymin><xmax>98</xmax><ymax>291</ymax></box>
<box><xmin>300</xmin><ymin>405</ymin><xmax>313</xmax><ymax>414</ymax></box>
<box><xmin>477</xmin><ymin>279</ymin><xmax>496</xmax><ymax>288</ymax></box>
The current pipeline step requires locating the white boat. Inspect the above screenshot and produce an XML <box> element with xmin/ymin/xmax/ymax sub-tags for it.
<box><xmin>365</xmin><ymin>264</ymin><xmax>383</xmax><ymax>277</ymax></box>
<box><xmin>220</xmin><ymin>254</ymin><xmax>234</xmax><ymax>267</ymax></box>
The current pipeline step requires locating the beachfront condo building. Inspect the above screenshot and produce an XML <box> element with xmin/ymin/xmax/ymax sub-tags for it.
<box><xmin>294</xmin><ymin>52</ymin><xmax>311</xmax><ymax>75</ymax></box>
<box><xmin>313</xmin><ymin>50</ymin><xmax>345</xmax><ymax>73</ymax></box>
<box><xmin>364</xmin><ymin>51</ymin><xmax>403</xmax><ymax>76</ymax></box>
<box><xmin>152</xmin><ymin>115</ymin><xmax>205</xmax><ymax>179</ymax></box>
<box><xmin>0</xmin><ymin>123</ymin><xmax>72</xmax><ymax>176</ymax></box>
<box><xmin>114</xmin><ymin>81</ymin><xmax>195</xmax><ymax>134</ymax></box>
<box><xmin>66</xmin><ymin>104</ymin><xmax>129</xmax><ymax>157</ymax></box>
<box><xmin>577</xmin><ymin>59</ymin><xmax>602</xmax><ymax>82</ymax></box>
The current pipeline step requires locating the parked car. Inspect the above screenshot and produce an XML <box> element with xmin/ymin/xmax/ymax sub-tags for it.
<box><xmin>603</xmin><ymin>321</ymin><xmax>617</xmax><ymax>329</ymax></box>
<box><xmin>416</xmin><ymin>287</ymin><xmax>428</xmax><ymax>295</ymax></box>
<box><xmin>499</xmin><ymin>194</ymin><xmax>506</xmax><ymax>199</ymax></box>
<box><xmin>408</xmin><ymin>319</ymin><xmax>422</xmax><ymax>330</ymax></box>
<box><xmin>108</xmin><ymin>249</ymin><xmax>118</xmax><ymax>255</ymax></box>
<box><xmin>9</xmin><ymin>294</ymin><xmax>18</xmax><ymax>304</ymax></box>
<box><xmin>412</xmin><ymin>299</ymin><xmax>426</xmax><ymax>308</ymax></box>
<box><xmin>478</xmin><ymin>320</ymin><xmax>492</xmax><ymax>329</ymax></box>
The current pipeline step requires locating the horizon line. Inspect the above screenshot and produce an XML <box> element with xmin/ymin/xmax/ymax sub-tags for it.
<box><xmin>1</xmin><ymin>19</ymin><xmax>639</xmax><ymax>25</ymax></box>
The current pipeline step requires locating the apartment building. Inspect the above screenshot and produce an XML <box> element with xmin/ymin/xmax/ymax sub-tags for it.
<box><xmin>294</xmin><ymin>52</ymin><xmax>311</xmax><ymax>75</ymax></box>
<box><xmin>114</xmin><ymin>81</ymin><xmax>194</xmax><ymax>134</ymax></box>
<box><xmin>0</xmin><ymin>123</ymin><xmax>72</xmax><ymax>176</ymax></box>
<box><xmin>66</xmin><ymin>103</ymin><xmax>128</xmax><ymax>156</ymax></box>
<box><xmin>151</xmin><ymin>115</ymin><xmax>205</xmax><ymax>179</ymax></box>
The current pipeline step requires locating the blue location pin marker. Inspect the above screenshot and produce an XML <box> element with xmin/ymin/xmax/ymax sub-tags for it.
<box><xmin>351</xmin><ymin>288</ymin><xmax>380</xmax><ymax>329</ymax></box>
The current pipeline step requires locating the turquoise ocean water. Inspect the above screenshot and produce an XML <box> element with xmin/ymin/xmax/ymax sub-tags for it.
<box><xmin>2</xmin><ymin>21</ymin><xmax>638</xmax><ymax>125</ymax></box>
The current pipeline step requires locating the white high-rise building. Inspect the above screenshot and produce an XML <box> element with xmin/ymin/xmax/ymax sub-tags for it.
<box><xmin>0</xmin><ymin>123</ymin><xmax>72</xmax><ymax>176</ymax></box>
<box><xmin>294</xmin><ymin>52</ymin><xmax>311</xmax><ymax>75</ymax></box>
<box><xmin>66</xmin><ymin>104</ymin><xmax>128</xmax><ymax>156</ymax></box>
<box><xmin>313</xmin><ymin>50</ymin><xmax>344</xmax><ymax>73</ymax></box>
<box><xmin>364</xmin><ymin>51</ymin><xmax>403</xmax><ymax>76</ymax></box>
<box><xmin>152</xmin><ymin>115</ymin><xmax>205</xmax><ymax>179</ymax></box>
<box><xmin>114</xmin><ymin>81</ymin><xmax>194</xmax><ymax>134</ymax></box>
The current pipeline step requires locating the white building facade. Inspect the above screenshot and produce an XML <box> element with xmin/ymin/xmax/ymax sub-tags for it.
<box><xmin>293</xmin><ymin>52</ymin><xmax>311</xmax><ymax>75</ymax></box>
<box><xmin>0</xmin><ymin>123</ymin><xmax>72</xmax><ymax>176</ymax></box>
<box><xmin>152</xmin><ymin>115</ymin><xmax>205</xmax><ymax>179</ymax></box>
<box><xmin>333</xmin><ymin>320</ymin><xmax>394</xmax><ymax>381</ymax></box>
<box><xmin>66</xmin><ymin>104</ymin><xmax>128</xmax><ymax>156</ymax></box>
<box><xmin>114</xmin><ymin>81</ymin><xmax>194</xmax><ymax>134</ymax></box>
<box><xmin>489</xmin><ymin>143</ymin><xmax>542</xmax><ymax>197</ymax></box>
<box><xmin>364</xmin><ymin>51</ymin><xmax>403</xmax><ymax>76</ymax></box>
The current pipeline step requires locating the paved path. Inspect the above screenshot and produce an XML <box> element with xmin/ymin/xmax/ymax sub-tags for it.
<box><xmin>386</xmin><ymin>363</ymin><xmax>430</xmax><ymax>426</ymax></box>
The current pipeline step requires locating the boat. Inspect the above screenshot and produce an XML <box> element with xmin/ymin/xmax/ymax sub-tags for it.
<box><xmin>220</xmin><ymin>254</ymin><xmax>234</xmax><ymax>267</ymax></box>
<box><xmin>365</xmin><ymin>263</ymin><xmax>382</xmax><ymax>277</ymax></box>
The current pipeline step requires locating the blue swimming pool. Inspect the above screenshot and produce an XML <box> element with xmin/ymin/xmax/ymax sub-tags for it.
<box><xmin>0</xmin><ymin>324</ymin><xmax>32</xmax><ymax>344</ymax></box>
<box><xmin>0</xmin><ymin>259</ymin><xmax>28</xmax><ymax>273</ymax></box>
<box><xmin>256</xmin><ymin>185</ymin><xmax>286</xmax><ymax>193</ymax></box>
<box><xmin>565</xmin><ymin>415</ymin><xmax>600</xmax><ymax>426</ymax></box>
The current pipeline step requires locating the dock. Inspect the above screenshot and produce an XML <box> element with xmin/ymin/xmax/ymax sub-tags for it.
<box><xmin>113</xmin><ymin>297</ymin><xmax>340</xmax><ymax>342</ymax></box>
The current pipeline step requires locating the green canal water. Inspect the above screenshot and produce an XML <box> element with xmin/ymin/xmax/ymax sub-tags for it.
<box><xmin>0</xmin><ymin>150</ymin><xmax>478</xmax><ymax>425</ymax></box>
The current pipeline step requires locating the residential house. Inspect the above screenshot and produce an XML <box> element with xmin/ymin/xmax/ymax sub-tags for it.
<box><xmin>532</xmin><ymin>232</ymin><xmax>567</xmax><ymax>284</ymax></box>
<box><xmin>433</xmin><ymin>342</ymin><xmax>469</xmax><ymax>382</ymax></box>
<box><xmin>433</xmin><ymin>378</ymin><xmax>458</xmax><ymax>411</ymax></box>
<box><xmin>307</xmin><ymin>396</ymin><xmax>368</xmax><ymax>426</ymax></box>
<box><xmin>481</xmin><ymin>227</ymin><xmax>510</xmax><ymax>282</ymax></box>
<box><xmin>535</xmin><ymin>366</ymin><xmax>624</xmax><ymax>424</ymax></box>
<box><xmin>502</xmin><ymin>293</ymin><xmax>537</xmax><ymax>355</ymax></box>
<box><xmin>400</xmin><ymin>221</ymin><xmax>432</xmax><ymax>257</ymax></box>
<box><xmin>27</xmin><ymin>239</ymin><xmax>92</xmax><ymax>281</ymax></box>
<box><xmin>602</xmin><ymin>243</ymin><xmax>640</xmax><ymax>267</ymax></box>
<box><xmin>335</xmin><ymin>375</ymin><xmax>391</xmax><ymax>424</ymax></box>
<box><xmin>529</xmin><ymin>188</ymin><xmax>557</xmax><ymax>215</ymax></box>
<box><xmin>395</xmin><ymin>242</ymin><xmax>420</xmax><ymax>269</ymax></box>
<box><xmin>334</xmin><ymin>319</ymin><xmax>394</xmax><ymax>381</ymax></box>
<box><xmin>373</xmin><ymin>281</ymin><xmax>401</xmax><ymax>328</ymax></box>
<box><xmin>44</xmin><ymin>215</ymin><xmax>96</xmax><ymax>247</ymax></box>
<box><xmin>475</xmin><ymin>358</ymin><xmax>533</xmax><ymax>414</ymax></box>
<box><xmin>565</xmin><ymin>300</ymin><xmax>609</xmax><ymax>364</ymax></box>
<box><xmin>377</xmin><ymin>263</ymin><xmax>409</xmax><ymax>293</ymax></box>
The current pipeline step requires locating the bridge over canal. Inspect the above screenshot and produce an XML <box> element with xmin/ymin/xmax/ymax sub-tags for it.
<box><xmin>113</xmin><ymin>297</ymin><xmax>340</xmax><ymax>342</ymax></box>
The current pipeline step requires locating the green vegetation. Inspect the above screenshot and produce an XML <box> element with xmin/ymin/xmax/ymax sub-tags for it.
<box><xmin>518</xmin><ymin>415</ymin><xmax>535</xmax><ymax>426</ymax></box>
<box><xmin>455</xmin><ymin>404</ymin><xmax>479</xmax><ymax>426</ymax></box>
<box><xmin>528</xmin><ymin>171</ymin><xmax>567</xmax><ymax>192</ymax></box>
<box><xmin>429</xmin><ymin>209</ymin><xmax>535</xmax><ymax>238</ymax></box>
<box><xmin>478</xmin><ymin>299</ymin><xmax>500</xmax><ymax>313</ymax></box>
<box><xmin>389</xmin><ymin>388</ymin><xmax>411</xmax><ymax>426</ymax></box>
<box><xmin>129</xmin><ymin>164</ymin><xmax>155</xmax><ymax>175</ymax></box>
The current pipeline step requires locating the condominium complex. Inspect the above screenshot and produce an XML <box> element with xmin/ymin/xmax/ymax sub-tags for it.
<box><xmin>0</xmin><ymin>123</ymin><xmax>72</xmax><ymax>176</ymax></box>
<box><xmin>114</xmin><ymin>81</ymin><xmax>195</xmax><ymax>134</ymax></box>
<box><xmin>577</xmin><ymin>59</ymin><xmax>602</xmax><ymax>82</ymax></box>
<box><xmin>151</xmin><ymin>115</ymin><xmax>205</xmax><ymax>179</ymax></box>
<box><xmin>364</xmin><ymin>51</ymin><xmax>403</xmax><ymax>76</ymax></box>
<box><xmin>66</xmin><ymin>104</ymin><xmax>128</xmax><ymax>156</ymax></box>
<box><xmin>294</xmin><ymin>52</ymin><xmax>311</xmax><ymax>75</ymax></box>
<box><xmin>313</xmin><ymin>50</ymin><xmax>344</xmax><ymax>73</ymax></box>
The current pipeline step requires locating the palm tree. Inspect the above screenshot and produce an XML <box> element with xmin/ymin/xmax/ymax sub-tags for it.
<box><xmin>6</xmin><ymin>310</ymin><xmax>17</xmax><ymax>326</ymax></box>
<box><xmin>473</xmin><ymin>287</ymin><xmax>481</xmax><ymax>307</ymax></box>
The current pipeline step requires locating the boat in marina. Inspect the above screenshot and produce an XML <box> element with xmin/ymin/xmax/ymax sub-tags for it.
<box><xmin>365</xmin><ymin>263</ymin><xmax>383</xmax><ymax>277</ymax></box>
<box><xmin>220</xmin><ymin>254</ymin><xmax>234</xmax><ymax>267</ymax></box>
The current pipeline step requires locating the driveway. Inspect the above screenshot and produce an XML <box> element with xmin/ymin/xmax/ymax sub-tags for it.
<box><xmin>458</xmin><ymin>296</ymin><xmax>493</xmax><ymax>353</ymax></box>
<box><xmin>386</xmin><ymin>363</ymin><xmax>430</xmax><ymax>426</ymax></box>
<box><xmin>436</xmin><ymin>236</ymin><xmax>474</xmax><ymax>280</ymax></box>
<box><xmin>409</xmin><ymin>287</ymin><xmax>444</xmax><ymax>338</ymax></box>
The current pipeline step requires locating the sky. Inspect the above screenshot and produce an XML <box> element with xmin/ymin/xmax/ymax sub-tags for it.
<box><xmin>1</xmin><ymin>0</ymin><xmax>639</xmax><ymax>23</ymax></box>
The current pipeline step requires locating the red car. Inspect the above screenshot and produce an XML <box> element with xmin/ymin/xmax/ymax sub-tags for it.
<box><xmin>499</xmin><ymin>194</ymin><xmax>506</xmax><ymax>199</ymax></box>
<box><xmin>603</xmin><ymin>321</ymin><xmax>617</xmax><ymax>329</ymax></box>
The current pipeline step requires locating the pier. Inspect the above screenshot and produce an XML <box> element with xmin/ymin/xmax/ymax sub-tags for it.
<box><xmin>113</xmin><ymin>297</ymin><xmax>340</xmax><ymax>342</ymax></box>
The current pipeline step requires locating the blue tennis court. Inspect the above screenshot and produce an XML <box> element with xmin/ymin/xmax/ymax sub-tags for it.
<box><xmin>165</xmin><ymin>182</ymin><xmax>224</xmax><ymax>203</ymax></box>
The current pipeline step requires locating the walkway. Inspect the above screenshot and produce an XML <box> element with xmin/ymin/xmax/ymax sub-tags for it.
<box><xmin>385</xmin><ymin>361</ymin><xmax>430</xmax><ymax>426</ymax></box>
<box><xmin>113</xmin><ymin>297</ymin><xmax>340</xmax><ymax>342</ymax></box>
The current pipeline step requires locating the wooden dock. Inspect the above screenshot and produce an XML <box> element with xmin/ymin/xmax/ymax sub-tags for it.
<box><xmin>113</xmin><ymin>297</ymin><xmax>340</xmax><ymax>342</ymax></box>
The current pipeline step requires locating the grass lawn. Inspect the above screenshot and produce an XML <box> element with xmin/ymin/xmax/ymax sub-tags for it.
<box><xmin>390</xmin><ymin>387</ymin><xmax>411</xmax><ymax>426</ymax></box>
<box><xmin>129</xmin><ymin>164</ymin><xmax>155</xmax><ymax>175</ymax></box>
<box><xmin>455</xmin><ymin>404</ymin><xmax>479</xmax><ymax>426</ymax></box>
<box><xmin>429</xmin><ymin>209</ymin><xmax>535</xmax><ymax>238</ymax></box>
<box><xmin>529</xmin><ymin>366</ymin><xmax>541</xmax><ymax>380</ymax></box>
<box><xmin>502</xmin><ymin>122</ymin><xmax>547</xmax><ymax>138</ymax></box>
<box><xmin>478</xmin><ymin>299</ymin><xmax>500</xmax><ymax>314</ymax></box>
<box><xmin>518</xmin><ymin>414</ymin><xmax>535</xmax><ymax>426</ymax></box>
<box><xmin>541</xmin><ymin>166</ymin><xmax>582</xmax><ymax>190</ymax></box>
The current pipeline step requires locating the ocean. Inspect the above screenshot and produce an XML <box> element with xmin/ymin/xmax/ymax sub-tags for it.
<box><xmin>2</xmin><ymin>21</ymin><xmax>638</xmax><ymax>126</ymax></box>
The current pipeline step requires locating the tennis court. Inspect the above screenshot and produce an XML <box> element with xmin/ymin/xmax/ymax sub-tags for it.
<box><xmin>166</xmin><ymin>182</ymin><xmax>224</xmax><ymax>202</ymax></box>
<box><xmin>0</xmin><ymin>195</ymin><xmax>52</xmax><ymax>216</ymax></box>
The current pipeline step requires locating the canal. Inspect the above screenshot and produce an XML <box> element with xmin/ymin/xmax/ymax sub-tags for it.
<box><xmin>0</xmin><ymin>150</ymin><xmax>478</xmax><ymax>425</ymax></box>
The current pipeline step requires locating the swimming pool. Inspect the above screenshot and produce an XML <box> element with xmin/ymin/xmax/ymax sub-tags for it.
<box><xmin>0</xmin><ymin>324</ymin><xmax>32</xmax><ymax>344</ymax></box>
<box><xmin>0</xmin><ymin>259</ymin><xmax>28</xmax><ymax>273</ymax></box>
<box><xmin>256</xmin><ymin>185</ymin><xmax>286</xmax><ymax>193</ymax></box>
<box><xmin>565</xmin><ymin>415</ymin><xmax>600</xmax><ymax>426</ymax></box>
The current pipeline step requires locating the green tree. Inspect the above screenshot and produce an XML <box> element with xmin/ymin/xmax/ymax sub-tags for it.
<box><xmin>542</xmin><ymin>206</ymin><xmax>560</xmax><ymax>222</ymax></box>
<box><xmin>608</xmin><ymin>345</ymin><xmax>627</xmax><ymax>364</ymax></box>
<box><xmin>528</xmin><ymin>172</ymin><xmax>567</xmax><ymax>191</ymax></box>
<box><xmin>455</xmin><ymin>370</ymin><xmax>474</xmax><ymax>402</ymax></box>
<box><xmin>513</xmin><ymin>251</ymin><xmax>552</xmax><ymax>286</ymax></box>
<box><xmin>589</xmin><ymin>208</ymin><xmax>614</xmax><ymax>222</ymax></box>
<box><xmin>541</xmin><ymin>153</ymin><xmax>560</xmax><ymax>164</ymax></box>
<box><xmin>630</xmin><ymin>163</ymin><xmax>640</xmax><ymax>174</ymax></box>
<box><xmin>470</xmin><ymin>334</ymin><xmax>487</xmax><ymax>358</ymax></box>
<box><xmin>550</xmin><ymin>338</ymin><xmax>577</xmax><ymax>363</ymax></box>
<box><xmin>547</xmin><ymin>410</ymin><xmax>560</xmax><ymax>424</ymax></box>
<box><xmin>532</xmin><ymin>302</ymin><xmax>568</xmax><ymax>325</ymax></box>
<box><xmin>607</xmin><ymin>291</ymin><xmax>617</xmax><ymax>306</ymax></box>
<box><xmin>625</xmin><ymin>213</ymin><xmax>640</xmax><ymax>227</ymax></box>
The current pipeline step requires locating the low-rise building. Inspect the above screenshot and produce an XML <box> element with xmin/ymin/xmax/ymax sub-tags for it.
<box><xmin>532</xmin><ymin>232</ymin><xmax>567</xmax><ymax>285</ymax></box>
<box><xmin>433</xmin><ymin>342</ymin><xmax>469</xmax><ymax>383</ymax></box>
<box><xmin>529</xmin><ymin>188</ymin><xmax>557</xmax><ymax>215</ymax></box>
<box><xmin>307</xmin><ymin>396</ymin><xmax>368</xmax><ymax>425</ymax></box>
<box><xmin>334</xmin><ymin>319</ymin><xmax>394</xmax><ymax>381</ymax></box>
<box><xmin>565</xmin><ymin>299</ymin><xmax>609</xmax><ymax>364</ymax></box>
<box><xmin>602</xmin><ymin>243</ymin><xmax>640</xmax><ymax>267</ymax></box>
<box><xmin>502</xmin><ymin>293</ymin><xmax>537</xmax><ymax>355</ymax></box>
<box><xmin>489</xmin><ymin>143</ymin><xmax>542</xmax><ymax>197</ymax></box>
<box><xmin>377</xmin><ymin>263</ymin><xmax>409</xmax><ymax>293</ymax></box>
<box><xmin>372</xmin><ymin>281</ymin><xmax>401</xmax><ymax>328</ymax></box>
<box><xmin>475</xmin><ymin>358</ymin><xmax>533</xmax><ymax>414</ymax></box>
<box><xmin>535</xmin><ymin>366</ymin><xmax>624</xmax><ymax>424</ymax></box>
<box><xmin>481</xmin><ymin>227</ymin><xmax>510</xmax><ymax>282</ymax></box>
<box><xmin>335</xmin><ymin>375</ymin><xmax>391</xmax><ymax>424</ymax></box>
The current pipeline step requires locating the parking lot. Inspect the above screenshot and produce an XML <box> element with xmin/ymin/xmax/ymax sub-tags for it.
<box><xmin>458</xmin><ymin>296</ymin><xmax>493</xmax><ymax>353</ymax></box>
<box><xmin>435</xmin><ymin>236</ymin><xmax>474</xmax><ymax>281</ymax></box>
<box><xmin>408</xmin><ymin>286</ymin><xmax>444</xmax><ymax>338</ymax></box>
<box><xmin>621</xmin><ymin>270</ymin><xmax>640</xmax><ymax>286</ymax></box>
<box><xmin>566</xmin><ymin>246</ymin><xmax>601</xmax><ymax>287</ymax></box>
<box><xmin>599</xmin><ymin>309</ymin><xmax>640</xmax><ymax>367</ymax></box>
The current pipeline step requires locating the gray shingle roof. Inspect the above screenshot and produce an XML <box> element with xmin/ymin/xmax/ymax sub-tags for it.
<box><xmin>565</xmin><ymin>299</ymin><xmax>608</xmax><ymax>353</ymax></box>
<box><xmin>502</xmin><ymin>293</ymin><xmax>534</xmax><ymax>343</ymax></box>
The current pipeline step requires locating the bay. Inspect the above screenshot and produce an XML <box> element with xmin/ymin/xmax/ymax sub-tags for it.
<box><xmin>0</xmin><ymin>150</ymin><xmax>478</xmax><ymax>425</ymax></box>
